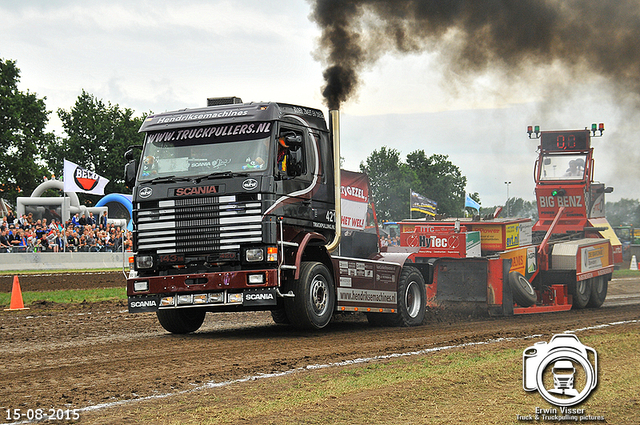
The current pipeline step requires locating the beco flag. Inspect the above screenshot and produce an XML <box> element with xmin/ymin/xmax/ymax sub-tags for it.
<box><xmin>63</xmin><ymin>159</ymin><xmax>110</xmax><ymax>195</ymax></box>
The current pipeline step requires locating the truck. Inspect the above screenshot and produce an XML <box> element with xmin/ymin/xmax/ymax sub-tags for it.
<box><xmin>385</xmin><ymin>124</ymin><xmax>621</xmax><ymax>314</ymax></box>
<box><xmin>123</xmin><ymin>98</ymin><xmax>620</xmax><ymax>333</ymax></box>
<box><xmin>124</xmin><ymin>98</ymin><xmax>428</xmax><ymax>333</ymax></box>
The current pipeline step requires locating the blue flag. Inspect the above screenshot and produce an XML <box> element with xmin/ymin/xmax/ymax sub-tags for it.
<box><xmin>465</xmin><ymin>193</ymin><xmax>480</xmax><ymax>211</ymax></box>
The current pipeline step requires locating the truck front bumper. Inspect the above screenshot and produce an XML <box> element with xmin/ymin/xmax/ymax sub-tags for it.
<box><xmin>127</xmin><ymin>269</ymin><xmax>279</xmax><ymax>313</ymax></box>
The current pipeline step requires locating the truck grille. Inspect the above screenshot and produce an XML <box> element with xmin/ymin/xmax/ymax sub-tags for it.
<box><xmin>136</xmin><ymin>195</ymin><xmax>262</xmax><ymax>254</ymax></box>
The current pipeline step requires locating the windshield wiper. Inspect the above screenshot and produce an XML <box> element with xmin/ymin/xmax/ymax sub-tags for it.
<box><xmin>144</xmin><ymin>175</ymin><xmax>191</xmax><ymax>184</ymax></box>
<box><xmin>197</xmin><ymin>171</ymin><xmax>249</xmax><ymax>182</ymax></box>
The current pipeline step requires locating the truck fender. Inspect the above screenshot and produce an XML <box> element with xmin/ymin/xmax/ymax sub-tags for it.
<box><xmin>293</xmin><ymin>232</ymin><xmax>327</xmax><ymax>280</ymax></box>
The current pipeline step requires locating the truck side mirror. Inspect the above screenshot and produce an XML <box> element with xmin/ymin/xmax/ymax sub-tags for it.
<box><xmin>124</xmin><ymin>145</ymin><xmax>142</xmax><ymax>188</ymax></box>
<box><xmin>285</xmin><ymin>133</ymin><xmax>302</xmax><ymax>147</ymax></box>
<box><xmin>124</xmin><ymin>160</ymin><xmax>137</xmax><ymax>189</ymax></box>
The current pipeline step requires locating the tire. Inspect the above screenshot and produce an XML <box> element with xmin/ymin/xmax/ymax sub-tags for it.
<box><xmin>587</xmin><ymin>275</ymin><xmax>608</xmax><ymax>308</ymax></box>
<box><xmin>367</xmin><ymin>266</ymin><xmax>426</xmax><ymax>327</ymax></box>
<box><xmin>156</xmin><ymin>308</ymin><xmax>206</xmax><ymax>334</ymax></box>
<box><xmin>270</xmin><ymin>308</ymin><xmax>291</xmax><ymax>325</ymax></box>
<box><xmin>284</xmin><ymin>262</ymin><xmax>335</xmax><ymax>330</ymax></box>
<box><xmin>571</xmin><ymin>279</ymin><xmax>592</xmax><ymax>309</ymax></box>
<box><xmin>508</xmin><ymin>271</ymin><xmax>537</xmax><ymax>307</ymax></box>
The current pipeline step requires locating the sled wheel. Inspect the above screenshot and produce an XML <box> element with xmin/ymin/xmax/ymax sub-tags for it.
<box><xmin>284</xmin><ymin>261</ymin><xmax>335</xmax><ymax>330</ymax></box>
<box><xmin>586</xmin><ymin>275</ymin><xmax>608</xmax><ymax>308</ymax></box>
<box><xmin>571</xmin><ymin>279</ymin><xmax>592</xmax><ymax>309</ymax></box>
<box><xmin>508</xmin><ymin>271</ymin><xmax>537</xmax><ymax>307</ymax></box>
<box><xmin>156</xmin><ymin>308</ymin><xmax>206</xmax><ymax>334</ymax></box>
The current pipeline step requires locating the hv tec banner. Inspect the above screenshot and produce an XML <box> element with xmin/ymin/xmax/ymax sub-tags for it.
<box><xmin>341</xmin><ymin>170</ymin><xmax>369</xmax><ymax>231</ymax></box>
<box><xmin>63</xmin><ymin>159</ymin><xmax>110</xmax><ymax>195</ymax></box>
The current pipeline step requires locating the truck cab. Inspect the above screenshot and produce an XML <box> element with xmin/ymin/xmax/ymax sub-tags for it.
<box><xmin>125</xmin><ymin>99</ymin><xmax>426</xmax><ymax>333</ymax></box>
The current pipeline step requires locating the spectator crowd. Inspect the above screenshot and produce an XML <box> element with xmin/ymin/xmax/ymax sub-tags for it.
<box><xmin>0</xmin><ymin>209</ymin><xmax>132</xmax><ymax>253</ymax></box>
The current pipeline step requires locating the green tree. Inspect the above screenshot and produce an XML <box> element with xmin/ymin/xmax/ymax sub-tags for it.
<box><xmin>359</xmin><ymin>147</ymin><xmax>416</xmax><ymax>222</ymax></box>
<box><xmin>506</xmin><ymin>197</ymin><xmax>538</xmax><ymax>219</ymax></box>
<box><xmin>605</xmin><ymin>198</ymin><xmax>640</xmax><ymax>227</ymax></box>
<box><xmin>405</xmin><ymin>150</ymin><xmax>467</xmax><ymax>218</ymax></box>
<box><xmin>44</xmin><ymin>90</ymin><xmax>146</xmax><ymax>197</ymax></box>
<box><xmin>360</xmin><ymin>147</ymin><xmax>468</xmax><ymax>221</ymax></box>
<box><xmin>0</xmin><ymin>58</ymin><xmax>54</xmax><ymax>200</ymax></box>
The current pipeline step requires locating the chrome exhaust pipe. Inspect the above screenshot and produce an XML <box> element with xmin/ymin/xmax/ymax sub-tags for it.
<box><xmin>326</xmin><ymin>109</ymin><xmax>341</xmax><ymax>252</ymax></box>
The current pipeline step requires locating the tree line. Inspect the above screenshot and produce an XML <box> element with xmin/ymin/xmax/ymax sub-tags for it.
<box><xmin>2</xmin><ymin>56</ymin><xmax>475</xmax><ymax>217</ymax></box>
<box><xmin>5</xmin><ymin>56</ymin><xmax>637</xmax><ymax>224</ymax></box>
<box><xmin>0</xmin><ymin>58</ymin><xmax>145</xmax><ymax>204</ymax></box>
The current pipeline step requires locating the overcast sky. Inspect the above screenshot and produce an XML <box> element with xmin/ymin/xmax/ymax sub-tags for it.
<box><xmin>2</xmin><ymin>0</ymin><xmax>638</xmax><ymax>207</ymax></box>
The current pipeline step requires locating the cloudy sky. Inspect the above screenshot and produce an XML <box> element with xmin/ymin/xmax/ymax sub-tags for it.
<box><xmin>2</xmin><ymin>0</ymin><xmax>639</xmax><ymax>207</ymax></box>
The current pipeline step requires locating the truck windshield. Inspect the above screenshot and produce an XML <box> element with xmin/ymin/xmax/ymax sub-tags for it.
<box><xmin>539</xmin><ymin>153</ymin><xmax>587</xmax><ymax>181</ymax></box>
<box><xmin>138</xmin><ymin>122</ymin><xmax>273</xmax><ymax>181</ymax></box>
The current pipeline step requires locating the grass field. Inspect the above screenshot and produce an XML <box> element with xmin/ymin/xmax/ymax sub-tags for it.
<box><xmin>109</xmin><ymin>326</ymin><xmax>639</xmax><ymax>424</ymax></box>
<box><xmin>1</xmin><ymin>287</ymin><xmax>126</xmax><ymax>307</ymax></box>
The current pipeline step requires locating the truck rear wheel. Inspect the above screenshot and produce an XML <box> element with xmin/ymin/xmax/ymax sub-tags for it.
<box><xmin>587</xmin><ymin>275</ymin><xmax>608</xmax><ymax>308</ymax></box>
<box><xmin>156</xmin><ymin>308</ymin><xmax>206</xmax><ymax>334</ymax></box>
<box><xmin>508</xmin><ymin>271</ymin><xmax>537</xmax><ymax>307</ymax></box>
<box><xmin>367</xmin><ymin>266</ymin><xmax>426</xmax><ymax>327</ymax></box>
<box><xmin>284</xmin><ymin>261</ymin><xmax>335</xmax><ymax>330</ymax></box>
<box><xmin>571</xmin><ymin>279</ymin><xmax>591</xmax><ymax>309</ymax></box>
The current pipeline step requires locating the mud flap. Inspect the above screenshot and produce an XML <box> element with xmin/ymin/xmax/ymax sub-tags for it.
<box><xmin>243</xmin><ymin>287</ymin><xmax>278</xmax><ymax>307</ymax></box>
<box><xmin>128</xmin><ymin>295</ymin><xmax>161</xmax><ymax>313</ymax></box>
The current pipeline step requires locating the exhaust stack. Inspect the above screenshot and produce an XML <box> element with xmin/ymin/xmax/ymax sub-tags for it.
<box><xmin>326</xmin><ymin>109</ymin><xmax>341</xmax><ymax>252</ymax></box>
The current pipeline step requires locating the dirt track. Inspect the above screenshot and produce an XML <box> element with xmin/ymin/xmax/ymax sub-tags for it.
<box><xmin>0</xmin><ymin>273</ymin><xmax>639</xmax><ymax>423</ymax></box>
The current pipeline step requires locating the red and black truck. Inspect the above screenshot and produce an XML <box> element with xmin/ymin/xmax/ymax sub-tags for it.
<box><xmin>124</xmin><ymin>98</ymin><xmax>427</xmax><ymax>333</ymax></box>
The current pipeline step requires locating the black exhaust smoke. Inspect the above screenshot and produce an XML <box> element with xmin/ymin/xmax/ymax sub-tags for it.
<box><xmin>309</xmin><ymin>0</ymin><xmax>640</xmax><ymax>110</ymax></box>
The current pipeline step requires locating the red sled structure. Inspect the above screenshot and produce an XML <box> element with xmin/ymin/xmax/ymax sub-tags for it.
<box><xmin>386</xmin><ymin>124</ymin><xmax>621</xmax><ymax>315</ymax></box>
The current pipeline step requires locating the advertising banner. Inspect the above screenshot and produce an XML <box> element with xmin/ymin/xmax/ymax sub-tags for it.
<box><xmin>341</xmin><ymin>170</ymin><xmax>370</xmax><ymax>231</ymax></box>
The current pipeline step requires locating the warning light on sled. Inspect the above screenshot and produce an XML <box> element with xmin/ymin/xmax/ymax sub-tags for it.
<box><xmin>591</xmin><ymin>123</ymin><xmax>605</xmax><ymax>136</ymax></box>
<box><xmin>527</xmin><ymin>125</ymin><xmax>540</xmax><ymax>139</ymax></box>
<box><xmin>551</xmin><ymin>189</ymin><xmax>566</xmax><ymax>197</ymax></box>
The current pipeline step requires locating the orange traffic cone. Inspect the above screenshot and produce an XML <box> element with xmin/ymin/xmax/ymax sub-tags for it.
<box><xmin>4</xmin><ymin>275</ymin><xmax>29</xmax><ymax>311</ymax></box>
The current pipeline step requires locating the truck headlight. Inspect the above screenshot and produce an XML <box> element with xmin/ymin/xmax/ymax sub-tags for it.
<box><xmin>248</xmin><ymin>274</ymin><xmax>264</xmax><ymax>284</ymax></box>
<box><xmin>136</xmin><ymin>255</ymin><xmax>154</xmax><ymax>269</ymax></box>
<box><xmin>133</xmin><ymin>281</ymin><xmax>149</xmax><ymax>292</ymax></box>
<box><xmin>245</xmin><ymin>248</ymin><xmax>264</xmax><ymax>262</ymax></box>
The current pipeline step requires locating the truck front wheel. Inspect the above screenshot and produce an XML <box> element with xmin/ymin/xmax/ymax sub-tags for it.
<box><xmin>156</xmin><ymin>308</ymin><xmax>206</xmax><ymax>334</ymax></box>
<box><xmin>284</xmin><ymin>261</ymin><xmax>335</xmax><ymax>330</ymax></box>
<box><xmin>571</xmin><ymin>279</ymin><xmax>592</xmax><ymax>309</ymax></box>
